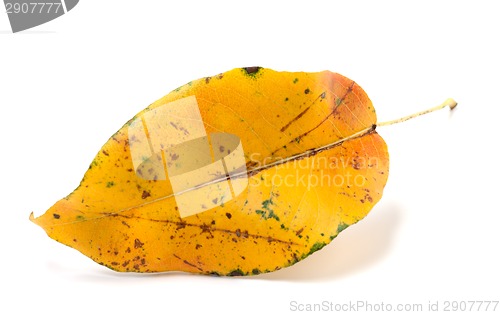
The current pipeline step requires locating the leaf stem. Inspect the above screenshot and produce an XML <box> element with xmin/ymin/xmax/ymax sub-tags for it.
<box><xmin>377</xmin><ymin>98</ymin><xmax>457</xmax><ymax>127</ymax></box>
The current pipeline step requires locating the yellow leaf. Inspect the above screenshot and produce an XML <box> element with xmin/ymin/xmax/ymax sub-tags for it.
<box><xmin>31</xmin><ymin>67</ymin><xmax>390</xmax><ymax>275</ymax></box>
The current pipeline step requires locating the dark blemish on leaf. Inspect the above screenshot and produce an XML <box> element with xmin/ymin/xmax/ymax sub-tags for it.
<box><xmin>295</xmin><ymin>227</ymin><xmax>304</xmax><ymax>236</ymax></box>
<box><xmin>352</xmin><ymin>161</ymin><xmax>361</xmax><ymax>170</ymax></box>
<box><xmin>242</xmin><ymin>66</ymin><xmax>261</xmax><ymax>75</ymax></box>
<box><xmin>114</xmin><ymin>250</ymin><xmax>119</xmax><ymax>255</ymax></box>
<box><xmin>126</xmin><ymin>247</ymin><xmax>131</xmax><ymax>253</ymax></box>
<box><xmin>176</xmin><ymin>221</ymin><xmax>186</xmax><ymax>230</ymax></box>
<box><xmin>200</xmin><ymin>223</ymin><xmax>211</xmax><ymax>234</ymax></box>
<box><xmin>142</xmin><ymin>190</ymin><xmax>151</xmax><ymax>199</ymax></box>
<box><xmin>228</xmin><ymin>269</ymin><xmax>244</xmax><ymax>277</ymax></box>
<box><xmin>102</xmin><ymin>150</ymin><xmax>109</xmax><ymax>156</ymax></box>
<box><xmin>170</xmin><ymin>122</ymin><xmax>178</xmax><ymax>130</ymax></box>
<box><xmin>106</xmin><ymin>181</ymin><xmax>114</xmax><ymax>188</ymax></box>
<box><xmin>226</xmin><ymin>212</ymin><xmax>232</xmax><ymax>219</ymax></box>
<box><xmin>133</xmin><ymin>264</ymin><xmax>140</xmax><ymax>270</ymax></box>
<box><xmin>304</xmin><ymin>88</ymin><xmax>310</xmax><ymax>94</ymax></box>
<box><xmin>235</xmin><ymin>229</ymin><xmax>241</xmax><ymax>237</ymax></box>
<box><xmin>170</xmin><ymin>235</ymin><xmax>175</xmax><ymax>240</ymax></box>
<box><xmin>195</xmin><ymin>244</ymin><xmax>202</xmax><ymax>249</ymax></box>
<box><xmin>127</xmin><ymin>168</ymin><xmax>133</xmax><ymax>172</ymax></box>
<box><xmin>252</xmin><ymin>268</ymin><xmax>260</xmax><ymax>275</ymax></box>
<box><xmin>134</xmin><ymin>239</ymin><xmax>144</xmax><ymax>249</ymax></box>
<box><xmin>293</xmin><ymin>78</ymin><xmax>299</xmax><ymax>84</ymax></box>
<box><xmin>53</xmin><ymin>213</ymin><xmax>60</xmax><ymax>219</ymax></box>
<box><xmin>141</xmin><ymin>258</ymin><xmax>146</xmax><ymax>265</ymax></box>
<box><xmin>121</xmin><ymin>221</ymin><xmax>130</xmax><ymax>228</ymax></box>
<box><xmin>211</xmin><ymin>220</ymin><xmax>215</xmax><ymax>225</ymax></box>
<box><xmin>240</xmin><ymin>256</ymin><xmax>246</xmax><ymax>260</ymax></box>
<box><xmin>170</xmin><ymin>153</ymin><xmax>179</xmax><ymax>161</ymax></box>
<box><xmin>111</xmin><ymin>262</ymin><xmax>119</xmax><ymax>266</ymax></box>
<box><xmin>205</xmin><ymin>77</ymin><xmax>211</xmax><ymax>84</ymax></box>
<box><xmin>212</xmin><ymin>197</ymin><xmax>218</xmax><ymax>204</ymax></box>
<box><xmin>320</xmin><ymin>91</ymin><xmax>326</xmax><ymax>99</ymax></box>
<box><xmin>232</xmin><ymin>238</ymin><xmax>237</xmax><ymax>243</ymax></box>
<box><xmin>285</xmin><ymin>97</ymin><xmax>289</xmax><ymax>102</ymax></box>
<box><xmin>122</xmin><ymin>260</ymin><xmax>130</xmax><ymax>267</ymax></box>
<box><xmin>73</xmin><ymin>239</ymin><xmax>77</xmax><ymax>242</ymax></box>
<box><xmin>219</xmin><ymin>145</ymin><xmax>225</xmax><ymax>153</ymax></box>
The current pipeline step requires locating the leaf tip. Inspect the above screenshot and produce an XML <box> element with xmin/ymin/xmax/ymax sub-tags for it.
<box><xmin>29</xmin><ymin>211</ymin><xmax>41</xmax><ymax>227</ymax></box>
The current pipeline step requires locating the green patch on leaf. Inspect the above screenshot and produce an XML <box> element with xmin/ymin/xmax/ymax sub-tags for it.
<box><xmin>255</xmin><ymin>209</ymin><xmax>280</xmax><ymax>221</ymax></box>
<box><xmin>227</xmin><ymin>269</ymin><xmax>245</xmax><ymax>276</ymax></box>
<box><xmin>302</xmin><ymin>242</ymin><xmax>327</xmax><ymax>259</ymax></box>
<box><xmin>337</xmin><ymin>222</ymin><xmax>349</xmax><ymax>233</ymax></box>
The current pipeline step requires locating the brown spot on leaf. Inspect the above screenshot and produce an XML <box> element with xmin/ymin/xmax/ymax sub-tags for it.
<box><xmin>142</xmin><ymin>190</ymin><xmax>151</xmax><ymax>199</ymax></box>
<box><xmin>134</xmin><ymin>239</ymin><xmax>144</xmax><ymax>249</ymax></box>
<box><xmin>296</xmin><ymin>227</ymin><xmax>304</xmax><ymax>236</ymax></box>
<box><xmin>176</xmin><ymin>221</ymin><xmax>187</xmax><ymax>230</ymax></box>
<box><xmin>53</xmin><ymin>213</ymin><xmax>60</xmax><ymax>219</ymax></box>
<box><xmin>226</xmin><ymin>212</ymin><xmax>232</xmax><ymax>219</ymax></box>
<box><xmin>243</xmin><ymin>66</ymin><xmax>261</xmax><ymax>75</ymax></box>
<box><xmin>102</xmin><ymin>150</ymin><xmax>109</xmax><ymax>156</ymax></box>
<box><xmin>169</xmin><ymin>122</ymin><xmax>178</xmax><ymax>130</ymax></box>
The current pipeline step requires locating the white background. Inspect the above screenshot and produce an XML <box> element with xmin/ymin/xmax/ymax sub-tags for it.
<box><xmin>1</xmin><ymin>1</ymin><xmax>499</xmax><ymax>314</ymax></box>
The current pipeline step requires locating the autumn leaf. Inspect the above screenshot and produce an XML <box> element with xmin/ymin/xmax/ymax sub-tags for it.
<box><xmin>30</xmin><ymin>67</ymin><xmax>455</xmax><ymax>275</ymax></box>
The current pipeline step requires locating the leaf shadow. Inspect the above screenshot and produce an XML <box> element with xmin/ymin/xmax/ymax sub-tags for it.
<box><xmin>254</xmin><ymin>202</ymin><xmax>403</xmax><ymax>282</ymax></box>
